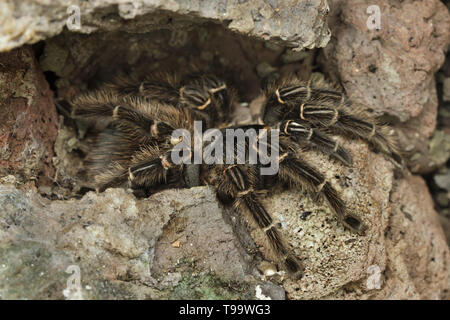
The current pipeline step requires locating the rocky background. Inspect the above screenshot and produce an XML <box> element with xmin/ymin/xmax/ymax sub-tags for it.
<box><xmin>0</xmin><ymin>0</ymin><xmax>449</xmax><ymax>299</ymax></box>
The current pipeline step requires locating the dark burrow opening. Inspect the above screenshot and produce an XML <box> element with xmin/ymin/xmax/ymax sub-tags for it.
<box><xmin>424</xmin><ymin>50</ymin><xmax>450</xmax><ymax>222</ymax></box>
<box><xmin>33</xmin><ymin>22</ymin><xmax>322</xmax><ymax>200</ymax></box>
<box><xmin>32</xmin><ymin>17</ymin><xmax>449</xmax><ymax>225</ymax></box>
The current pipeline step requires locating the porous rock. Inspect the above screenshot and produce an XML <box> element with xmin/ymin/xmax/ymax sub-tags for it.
<box><xmin>0</xmin><ymin>46</ymin><xmax>58</xmax><ymax>185</ymax></box>
<box><xmin>0</xmin><ymin>185</ymin><xmax>277</xmax><ymax>300</ymax></box>
<box><xmin>322</xmin><ymin>0</ymin><xmax>450</xmax><ymax>173</ymax></box>
<box><xmin>0</xmin><ymin>0</ymin><xmax>330</xmax><ymax>53</ymax></box>
<box><xmin>259</xmin><ymin>139</ymin><xmax>449</xmax><ymax>299</ymax></box>
<box><xmin>324</xmin><ymin>0</ymin><xmax>449</xmax><ymax>123</ymax></box>
<box><xmin>1</xmin><ymin>140</ymin><xmax>448</xmax><ymax>299</ymax></box>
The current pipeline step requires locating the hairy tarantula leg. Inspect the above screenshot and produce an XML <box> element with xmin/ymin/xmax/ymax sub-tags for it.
<box><xmin>332</xmin><ymin>111</ymin><xmax>403</xmax><ymax>167</ymax></box>
<box><xmin>127</xmin><ymin>151</ymin><xmax>179</xmax><ymax>189</ymax></box>
<box><xmin>288</xmin><ymin>105</ymin><xmax>403</xmax><ymax>167</ymax></box>
<box><xmin>105</xmin><ymin>74</ymin><xmax>180</xmax><ymax>104</ymax></box>
<box><xmin>273</xmin><ymin>82</ymin><xmax>348</xmax><ymax>107</ymax></box>
<box><xmin>276</xmin><ymin>151</ymin><xmax>367</xmax><ymax>235</ymax></box>
<box><xmin>179</xmin><ymin>75</ymin><xmax>235</xmax><ymax>127</ymax></box>
<box><xmin>180</xmin><ymin>75</ymin><xmax>228</xmax><ymax>108</ymax></box>
<box><xmin>72</xmin><ymin>97</ymin><xmax>175</xmax><ymax>139</ymax></box>
<box><xmin>70</xmin><ymin>92</ymin><xmax>143</xmax><ymax>121</ymax></box>
<box><xmin>264</xmin><ymin>80</ymin><xmax>403</xmax><ymax>168</ymax></box>
<box><xmin>278</xmin><ymin>120</ymin><xmax>353</xmax><ymax>166</ymax></box>
<box><xmin>94</xmin><ymin>164</ymin><xmax>130</xmax><ymax>192</ymax></box>
<box><xmin>94</xmin><ymin>147</ymin><xmax>182</xmax><ymax>192</ymax></box>
<box><xmin>218</xmin><ymin>165</ymin><xmax>303</xmax><ymax>279</ymax></box>
<box><xmin>112</xmin><ymin>105</ymin><xmax>176</xmax><ymax>139</ymax></box>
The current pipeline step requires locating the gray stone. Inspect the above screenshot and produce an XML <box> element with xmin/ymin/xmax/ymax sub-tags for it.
<box><xmin>443</xmin><ymin>78</ymin><xmax>450</xmax><ymax>102</ymax></box>
<box><xmin>0</xmin><ymin>184</ymin><xmax>279</xmax><ymax>299</ymax></box>
<box><xmin>1</xmin><ymin>139</ymin><xmax>448</xmax><ymax>299</ymax></box>
<box><xmin>435</xmin><ymin>170</ymin><xmax>450</xmax><ymax>192</ymax></box>
<box><xmin>322</xmin><ymin>0</ymin><xmax>450</xmax><ymax>174</ymax></box>
<box><xmin>0</xmin><ymin>0</ymin><xmax>330</xmax><ymax>53</ymax></box>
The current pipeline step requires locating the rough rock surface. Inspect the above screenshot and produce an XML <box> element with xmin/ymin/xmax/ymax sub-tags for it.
<box><xmin>0</xmin><ymin>0</ymin><xmax>330</xmax><ymax>53</ymax></box>
<box><xmin>0</xmin><ymin>46</ymin><xmax>58</xmax><ymax>186</ymax></box>
<box><xmin>324</xmin><ymin>0</ymin><xmax>449</xmax><ymax>122</ymax></box>
<box><xmin>0</xmin><ymin>185</ymin><xmax>282</xmax><ymax>300</ymax></box>
<box><xmin>261</xmin><ymin>140</ymin><xmax>449</xmax><ymax>299</ymax></box>
<box><xmin>323</xmin><ymin>0</ymin><xmax>450</xmax><ymax>173</ymax></box>
<box><xmin>1</xmin><ymin>139</ymin><xmax>448</xmax><ymax>299</ymax></box>
<box><xmin>0</xmin><ymin>0</ymin><xmax>449</xmax><ymax>301</ymax></box>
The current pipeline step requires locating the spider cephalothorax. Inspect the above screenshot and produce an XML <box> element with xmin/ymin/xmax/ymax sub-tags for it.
<box><xmin>104</xmin><ymin>72</ymin><xmax>235</xmax><ymax>128</ymax></box>
<box><xmin>69</xmin><ymin>72</ymin><xmax>403</xmax><ymax>279</ymax></box>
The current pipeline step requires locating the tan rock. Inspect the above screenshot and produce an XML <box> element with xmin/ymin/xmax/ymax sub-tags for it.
<box><xmin>0</xmin><ymin>185</ymin><xmax>272</xmax><ymax>299</ymax></box>
<box><xmin>0</xmin><ymin>0</ymin><xmax>330</xmax><ymax>53</ymax></box>
<box><xmin>1</xmin><ymin>140</ymin><xmax>448</xmax><ymax>299</ymax></box>
<box><xmin>259</xmin><ymin>140</ymin><xmax>448</xmax><ymax>299</ymax></box>
<box><xmin>322</xmin><ymin>0</ymin><xmax>450</xmax><ymax>173</ymax></box>
<box><xmin>324</xmin><ymin>0</ymin><xmax>449</xmax><ymax>123</ymax></box>
<box><xmin>0</xmin><ymin>46</ymin><xmax>58</xmax><ymax>185</ymax></box>
<box><xmin>0</xmin><ymin>0</ymin><xmax>448</xmax><ymax>301</ymax></box>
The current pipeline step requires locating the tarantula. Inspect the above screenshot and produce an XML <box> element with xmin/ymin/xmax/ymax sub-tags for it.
<box><xmin>68</xmin><ymin>72</ymin><xmax>402</xmax><ymax>279</ymax></box>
